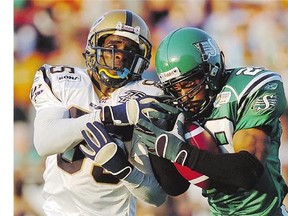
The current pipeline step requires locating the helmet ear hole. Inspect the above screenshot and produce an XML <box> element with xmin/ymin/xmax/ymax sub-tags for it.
<box><xmin>97</xmin><ymin>36</ymin><xmax>107</xmax><ymax>47</ymax></box>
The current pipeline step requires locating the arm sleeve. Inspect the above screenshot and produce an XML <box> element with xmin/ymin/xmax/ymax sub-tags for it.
<box><xmin>183</xmin><ymin>145</ymin><xmax>264</xmax><ymax>189</ymax></box>
<box><xmin>149</xmin><ymin>153</ymin><xmax>190</xmax><ymax>196</ymax></box>
<box><xmin>33</xmin><ymin>107</ymin><xmax>102</xmax><ymax>156</ymax></box>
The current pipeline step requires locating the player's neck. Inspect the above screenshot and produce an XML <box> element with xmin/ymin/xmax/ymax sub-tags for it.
<box><xmin>95</xmin><ymin>84</ymin><xmax>115</xmax><ymax>99</ymax></box>
<box><xmin>91</xmin><ymin>72</ymin><xmax>115</xmax><ymax>99</ymax></box>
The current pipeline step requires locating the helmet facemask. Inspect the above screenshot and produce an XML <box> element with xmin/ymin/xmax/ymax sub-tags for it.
<box><xmin>83</xmin><ymin>36</ymin><xmax>150</xmax><ymax>88</ymax></box>
<box><xmin>163</xmin><ymin>64</ymin><xmax>217</xmax><ymax>120</ymax></box>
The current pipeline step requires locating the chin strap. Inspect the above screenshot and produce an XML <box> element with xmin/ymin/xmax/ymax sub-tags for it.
<box><xmin>97</xmin><ymin>68</ymin><xmax>130</xmax><ymax>88</ymax></box>
<box><xmin>99</xmin><ymin>67</ymin><xmax>130</xmax><ymax>79</ymax></box>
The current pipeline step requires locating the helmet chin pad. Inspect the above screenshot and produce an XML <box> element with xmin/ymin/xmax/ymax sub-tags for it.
<box><xmin>98</xmin><ymin>68</ymin><xmax>130</xmax><ymax>88</ymax></box>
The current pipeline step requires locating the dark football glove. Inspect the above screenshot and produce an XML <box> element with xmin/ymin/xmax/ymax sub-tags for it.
<box><xmin>134</xmin><ymin>113</ymin><xmax>189</xmax><ymax>165</ymax></box>
<box><xmin>80</xmin><ymin>121</ymin><xmax>133</xmax><ymax>179</ymax></box>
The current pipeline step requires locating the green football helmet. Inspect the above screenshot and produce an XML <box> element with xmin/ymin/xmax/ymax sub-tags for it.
<box><xmin>155</xmin><ymin>27</ymin><xmax>225</xmax><ymax>119</ymax></box>
<box><xmin>83</xmin><ymin>10</ymin><xmax>152</xmax><ymax>88</ymax></box>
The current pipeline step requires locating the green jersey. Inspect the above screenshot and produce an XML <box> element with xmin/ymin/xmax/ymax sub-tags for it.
<box><xmin>202</xmin><ymin>67</ymin><xmax>288</xmax><ymax>215</ymax></box>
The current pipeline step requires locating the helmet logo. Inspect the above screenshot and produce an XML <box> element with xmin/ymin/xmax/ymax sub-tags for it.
<box><xmin>194</xmin><ymin>39</ymin><xmax>218</xmax><ymax>62</ymax></box>
<box><xmin>158</xmin><ymin>67</ymin><xmax>181</xmax><ymax>83</ymax></box>
<box><xmin>116</xmin><ymin>22</ymin><xmax>140</xmax><ymax>35</ymax></box>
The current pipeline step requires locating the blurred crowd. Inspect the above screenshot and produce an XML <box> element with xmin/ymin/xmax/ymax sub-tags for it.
<box><xmin>14</xmin><ymin>0</ymin><xmax>288</xmax><ymax>215</ymax></box>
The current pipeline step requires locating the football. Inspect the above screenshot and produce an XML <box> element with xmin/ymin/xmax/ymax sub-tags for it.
<box><xmin>174</xmin><ymin>121</ymin><xmax>220</xmax><ymax>189</ymax></box>
<box><xmin>151</xmin><ymin>118</ymin><xmax>175</xmax><ymax>131</ymax></box>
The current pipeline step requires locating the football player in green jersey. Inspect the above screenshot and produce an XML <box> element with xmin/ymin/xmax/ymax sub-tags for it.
<box><xmin>135</xmin><ymin>27</ymin><xmax>288</xmax><ymax>215</ymax></box>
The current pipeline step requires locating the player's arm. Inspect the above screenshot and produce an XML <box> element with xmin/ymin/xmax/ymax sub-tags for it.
<box><xmin>121</xmin><ymin>153</ymin><xmax>168</xmax><ymax>206</ymax></box>
<box><xmin>29</xmin><ymin>64</ymin><xmax>142</xmax><ymax>156</ymax></box>
<box><xmin>181</xmin><ymin>85</ymin><xmax>285</xmax><ymax>190</ymax></box>
<box><xmin>196</xmin><ymin>127</ymin><xmax>270</xmax><ymax>193</ymax></box>
<box><xmin>30</xmin><ymin>65</ymin><xmax>103</xmax><ymax>156</ymax></box>
<box><xmin>135</xmin><ymin>114</ymin><xmax>264</xmax><ymax>190</ymax></box>
<box><xmin>197</xmin><ymin>78</ymin><xmax>287</xmax><ymax>189</ymax></box>
<box><xmin>182</xmin><ymin>129</ymin><xmax>266</xmax><ymax>190</ymax></box>
<box><xmin>148</xmin><ymin>153</ymin><xmax>190</xmax><ymax>196</ymax></box>
<box><xmin>125</xmin><ymin>129</ymin><xmax>188</xmax><ymax>201</ymax></box>
<box><xmin>233</xmin><ymin>127</ymin><xmax>269</xmax><ymax>163</ymax></box>
<box><xmin>79</xmin><ymin>121</ymin><xmax>167</xmax><ymax>207</ymax></box>
<box><xmin>33</xmin><ymin>107</ymin><xmax>101</xmax><ymax>156</ymax></box>
<box><xmin>33</xmin><ymin>99</ymin><xmax>174</xmax><ymax>157</ymax></box>
<box><xmin>31</xmin><ymin>65</ymin><xmax>176</xmax><ymax>156</ymax></box>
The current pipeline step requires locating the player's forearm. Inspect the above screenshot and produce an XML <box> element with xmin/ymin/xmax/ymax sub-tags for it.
<box><xmin>33</xmin><ymin>107</ymin><xmax>101</xmax><ymax>156</ymax></box>
<box><xmin>122</xmin><ymin>168</ymin><xmax>167</xmax><ymax>207</ymax></box>
<box><xmin>183</xmin><ymin>145</ymin><xmax>264</xmax><ymax>189</ymax></box>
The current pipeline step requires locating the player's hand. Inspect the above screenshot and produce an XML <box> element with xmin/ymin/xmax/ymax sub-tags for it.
<box><xmin>134</xmin><ymin>113</ymin><xmax>189</xmax><ymax>165</ymax></box>
<box><xmin>102</xmin><ymin>95</ymin><xmax>179</xmax><ymax>125</ymax></box>
<box><xmin>80</xmin><ymin>121</ymin><xmax>133</xmax><ymax>179</ymax></box>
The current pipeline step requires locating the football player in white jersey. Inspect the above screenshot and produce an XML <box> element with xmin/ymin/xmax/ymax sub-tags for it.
<box><xmin>29</xmin><ymin>10</ymin><xmax>173</xmax><ymax>216</ymax></box>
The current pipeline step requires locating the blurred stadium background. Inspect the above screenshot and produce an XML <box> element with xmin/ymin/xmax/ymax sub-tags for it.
<box><xmin>14</xmin><ymin>0</ymin><xmax>288</xmax><ymax>215</ymax></box>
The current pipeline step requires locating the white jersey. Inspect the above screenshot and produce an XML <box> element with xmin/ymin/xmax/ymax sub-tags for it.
<box><xmin>30</xmin><ymin>64</ymin><xmax>166</xmax><ymax>216</ymax></box>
